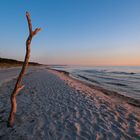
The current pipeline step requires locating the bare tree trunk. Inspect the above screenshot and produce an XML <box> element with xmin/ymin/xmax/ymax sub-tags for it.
<box><xmin>8</xmin><ymin>12</ymin><xmax>41</xmax><ymax>127</ymax></box>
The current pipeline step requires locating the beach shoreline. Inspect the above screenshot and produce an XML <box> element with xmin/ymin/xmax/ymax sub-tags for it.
<box><xmin>48</xmin><ymin>68</ymin><xmax>140</xmax><ymax>108</ymax></box>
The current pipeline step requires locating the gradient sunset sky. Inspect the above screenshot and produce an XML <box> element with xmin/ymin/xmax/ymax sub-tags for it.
<box><xmin>0</xmin><ymin>0</ymin><xmax>140</xmax><ymax>66</ymax></box>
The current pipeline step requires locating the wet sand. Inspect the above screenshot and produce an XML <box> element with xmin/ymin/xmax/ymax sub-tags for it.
<box><xmin>0</xmin><ymin>67</ymin><xmax>140</xmax><ymax>140</ymax></box>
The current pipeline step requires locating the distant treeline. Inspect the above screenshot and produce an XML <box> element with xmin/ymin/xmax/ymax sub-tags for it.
<box><xmin>0</xmin><ymin>57</ymin><xmax>42</xmax><ymax>66</ymax></box>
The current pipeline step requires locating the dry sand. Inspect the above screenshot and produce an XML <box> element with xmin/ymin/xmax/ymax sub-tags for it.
<box><xmin>0</xmin><ymin>66</ymin><xmax>140</xmax><ymax>140</ymax></box>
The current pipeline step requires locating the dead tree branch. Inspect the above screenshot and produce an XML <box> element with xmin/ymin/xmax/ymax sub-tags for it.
<box><xmin>8</xmin><ymin>12</ymin><xmax>41</xmax><ymax>127</ymax></box>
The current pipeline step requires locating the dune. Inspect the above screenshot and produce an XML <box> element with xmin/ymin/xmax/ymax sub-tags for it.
<box><xmin>0</xmin><ymin>66</ymin><xmax>140</xmax><ymax>140</ymax></box>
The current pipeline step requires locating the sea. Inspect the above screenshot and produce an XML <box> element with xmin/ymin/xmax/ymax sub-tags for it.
<box><xmin>50</xmin><ymin>65</ymin><xmax>140</xmax><ymax>100</ymax></box>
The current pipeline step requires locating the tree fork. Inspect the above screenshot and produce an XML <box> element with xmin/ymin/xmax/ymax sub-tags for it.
<box><xmin>8</xmin><ymin>12</ymin><xmax>41</xmax><ymax>127</ymax></box>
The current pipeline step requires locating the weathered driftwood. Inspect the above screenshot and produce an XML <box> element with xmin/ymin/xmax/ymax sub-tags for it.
<box><xmin>8</xmin><ymin>12</ymin><xmax>41</xmax><ymax>127</ymax></box>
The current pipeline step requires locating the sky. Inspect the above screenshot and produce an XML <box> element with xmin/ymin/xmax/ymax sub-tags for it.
<box><xmin>0</xmin><ymin>0</ymin><xmax>140</xmax><ymax>66</ymax></box>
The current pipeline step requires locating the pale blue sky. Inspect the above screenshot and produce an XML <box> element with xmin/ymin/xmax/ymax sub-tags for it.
<box><xmin>0</xmin><ymin>0</ymin><xmax>140</xmax><ymax>65</ymax></box>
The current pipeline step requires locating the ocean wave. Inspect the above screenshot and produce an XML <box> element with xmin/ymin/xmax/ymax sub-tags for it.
<box><xmin>77</xmin><ymin>74</ymin><xmax>100</xmax><ymax>84</ymax></box>
<box><xmin>108</xmin><ymin>71</ymin><xmax>136</xmax><ymax>75</ymax></box>
<box><xmin>105</xmin><ymin>82</ymin><xmax>127</xmax><ymax>87</ymax></box>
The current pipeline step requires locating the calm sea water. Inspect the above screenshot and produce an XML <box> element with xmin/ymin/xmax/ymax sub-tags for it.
<box><xmin>51</xmin><ymin>66</ymin><xmax>140</xmax><ymax>100</ymax></box>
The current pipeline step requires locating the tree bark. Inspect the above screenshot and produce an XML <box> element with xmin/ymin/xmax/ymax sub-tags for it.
<box><xmin>8</xmin><ymin>12</ymin><xmax>41</xmax><ymax>127</ymax></box>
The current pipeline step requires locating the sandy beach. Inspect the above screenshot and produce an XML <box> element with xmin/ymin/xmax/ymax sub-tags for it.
<box><xmin>0</xmin><ymin>66</ymin><xmax>140</xmax><ymax>140</ymax></box>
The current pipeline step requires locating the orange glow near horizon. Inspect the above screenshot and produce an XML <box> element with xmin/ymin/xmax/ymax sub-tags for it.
<box><xmin>38</xmin><ymin>54</ymin><xmax>140</xmax><ymax>66</ymax></box>
<box><xmin>36</xmin><ymin>43</ymin><xmax>140</xmax><ymax>66</ymax></box>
